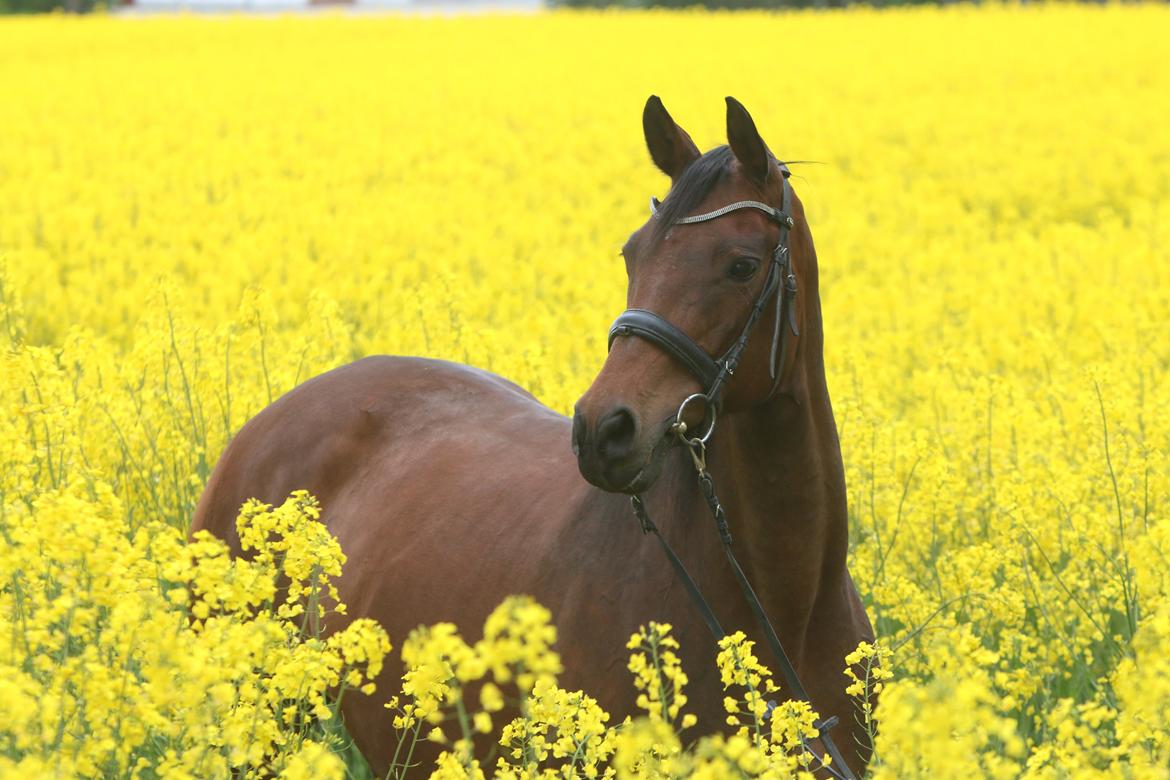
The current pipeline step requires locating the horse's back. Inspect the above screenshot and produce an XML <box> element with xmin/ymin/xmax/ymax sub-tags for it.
<box><xmin>191</xmin><ymin>355</ymin><xmax>574</xmax><ymax>555</ymax></box>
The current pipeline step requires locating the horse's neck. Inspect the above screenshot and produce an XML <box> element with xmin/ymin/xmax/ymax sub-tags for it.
<box><xmin>707</xmin><ymin>320</ymin><xmax>849</xmax><ymax>652</ymax></box>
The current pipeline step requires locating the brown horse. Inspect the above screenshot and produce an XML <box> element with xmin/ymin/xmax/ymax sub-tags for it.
<box><xmin>192</xmin><ymin>96</ymin><xmax>874</xmax><ymax>777</ymax></box>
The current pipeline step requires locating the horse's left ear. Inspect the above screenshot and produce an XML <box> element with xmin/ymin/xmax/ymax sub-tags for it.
<box><xmin>726</xmin><ymin>97</ymin><xmax>770</xmax><ymax>188</ymax></box>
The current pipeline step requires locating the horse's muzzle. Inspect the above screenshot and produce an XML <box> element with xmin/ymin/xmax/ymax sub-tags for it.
<box><xmin>572</xmin><ymin>406</ymin><xmax>667</xmax><ymax>494</ymax></box>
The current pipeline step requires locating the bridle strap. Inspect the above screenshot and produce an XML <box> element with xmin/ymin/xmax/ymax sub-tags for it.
<box><xmin>607</xmin><ymin>309</ymin><xmax>720</xmax><ymax>391</ymax></box>
<box><xmin>610</xmin><ymin>178</ymin><xmax>797</xmax><ymax>406</ymax></box>
<box><xmin>649</xmin><ymin>196</ymin><xmax>787</xmax><ymax>225</ymax></box>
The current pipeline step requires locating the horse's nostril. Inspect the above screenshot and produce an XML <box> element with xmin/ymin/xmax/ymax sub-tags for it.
<box><xmin>596</xmin><ymin>407</ymin><xmax>638</xmax><ymax>461</ymax></box>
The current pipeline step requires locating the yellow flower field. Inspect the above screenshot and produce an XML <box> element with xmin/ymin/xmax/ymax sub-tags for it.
<box><xmin>2</xmin><ymin>3</ymin><xmax>1169</xmax><ymax>777</ymax></box>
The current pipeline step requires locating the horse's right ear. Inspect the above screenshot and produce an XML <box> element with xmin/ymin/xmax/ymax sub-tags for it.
<box><xmin>643</xmin><ymin>96</ymin><xmax>701</xmax><ymax>182</ymax></box>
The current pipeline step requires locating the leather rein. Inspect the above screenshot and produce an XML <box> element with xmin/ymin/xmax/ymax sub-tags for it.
<box><xmin>606</xmin><ymin>172</ymin><xmax>858</xmax><ymax>780</ymax></box>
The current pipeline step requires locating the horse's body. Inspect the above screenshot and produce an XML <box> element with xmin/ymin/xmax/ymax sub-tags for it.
<box><xmin>192</xmin><ymin>97</ymin><xmax>874</xmax><ymax>776</ymax></box>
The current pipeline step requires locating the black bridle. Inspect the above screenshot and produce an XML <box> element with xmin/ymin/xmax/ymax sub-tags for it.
<box><xmin>608</xmin><ymin>170</ymin><xmax>799</xmax><ymax>421</ymax></box>
<box><xmin>605</xmin><ymin>173</ymin><xmax>859</xmax><ymax>780</ymax></box>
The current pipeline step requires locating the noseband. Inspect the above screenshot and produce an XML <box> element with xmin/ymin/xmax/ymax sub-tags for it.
<box><xmin>607</xmin><ymin>172</ymin><xmax>799</xmax><ymax>422</ymax></box>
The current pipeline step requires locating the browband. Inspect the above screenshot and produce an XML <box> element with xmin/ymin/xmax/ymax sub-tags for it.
<box><xmin>650</xmin><ymin>197</ymin><xmax>790</xmax><ymax>227</ymax></box>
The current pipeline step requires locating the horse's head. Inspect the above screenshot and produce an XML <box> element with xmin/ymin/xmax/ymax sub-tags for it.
<box><xmin>573</xmin><ymin>96</ymin><xmax>808</xmax><ymax>494</ymax></box>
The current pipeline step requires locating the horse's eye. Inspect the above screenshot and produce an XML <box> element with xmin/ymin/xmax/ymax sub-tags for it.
<box><xmin>727</xmin><ymin>258</ymin><xmax>759</xmax><ymax>282</ymax></box>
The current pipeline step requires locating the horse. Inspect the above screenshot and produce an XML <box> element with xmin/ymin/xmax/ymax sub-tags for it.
<box><xmin>191</xmin><ymin>96</ymin><xmax>875</xmax><ymax>777</ymax></box>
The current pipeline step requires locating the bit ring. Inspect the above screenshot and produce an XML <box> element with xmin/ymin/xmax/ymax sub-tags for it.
<box><xmin>673</xmin><ymin>393</ymin><xmax>717</xmax><ymax>445</ymax></box>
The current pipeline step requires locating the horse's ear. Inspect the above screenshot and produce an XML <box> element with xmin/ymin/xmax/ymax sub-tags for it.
<box><xmin>643</xmin><ymin>95</ymin><xmax>701</xmax><ymax>182</ymax></box>
<box><xmin>726</xmin><ymin>96</ymin><xmax>770</xmax><ymax>188</ymax></box>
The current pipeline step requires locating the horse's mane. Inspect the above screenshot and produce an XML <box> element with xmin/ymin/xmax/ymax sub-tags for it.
<box><xmin>650</xmin><ymin>145</ymin><xmax>735</xmax><ymax>245</ymax></box>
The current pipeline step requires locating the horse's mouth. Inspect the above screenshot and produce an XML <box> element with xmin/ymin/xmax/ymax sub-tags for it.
<box><xmin>613</xmin><ymin>423</ymin><xmax>677</xmax><ymax>495</ymax></box>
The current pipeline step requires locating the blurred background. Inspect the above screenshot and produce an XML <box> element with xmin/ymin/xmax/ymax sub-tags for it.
<box><xmin>1</xmin><ymin>0</ymin><xmax>1122</xmax><ymax>18</ymax></box>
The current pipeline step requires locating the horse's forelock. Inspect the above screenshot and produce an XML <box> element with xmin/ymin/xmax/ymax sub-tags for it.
<box><xmin>648</xmin><ymin>145</ymin><xmax>735</xmax><ymax>246</ymax></box>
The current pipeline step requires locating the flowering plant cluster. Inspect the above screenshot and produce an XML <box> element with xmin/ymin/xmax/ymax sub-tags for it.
<box><xmin>0</xmin><ymin>487</ymin><xmax>389</xmax><ymax>778</ymax></box>
<box><xmin>388</xmin><ymin>613</ymin><xmax>873</xmax><ymax>780</ymax></box>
